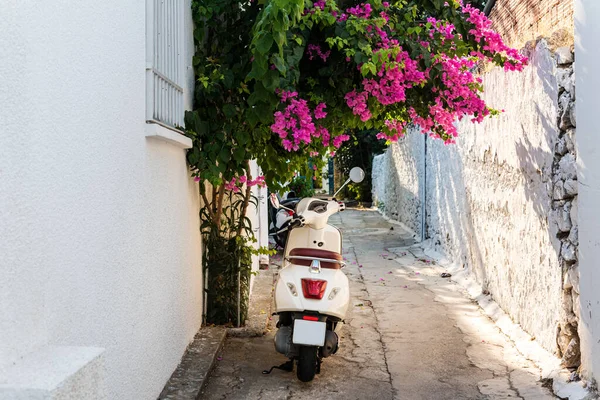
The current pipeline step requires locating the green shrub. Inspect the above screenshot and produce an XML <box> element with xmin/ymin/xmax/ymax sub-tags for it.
<box><xmin>289</xmin><ymin>176</ymin><xmax>315</xmax><ymax>198</ymax></box>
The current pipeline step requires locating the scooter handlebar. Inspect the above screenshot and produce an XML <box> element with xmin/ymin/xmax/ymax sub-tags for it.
<box><xmin>290</xmin><ymin>215</ymin><xmax>305</xmax><ymax>228</ymax></box>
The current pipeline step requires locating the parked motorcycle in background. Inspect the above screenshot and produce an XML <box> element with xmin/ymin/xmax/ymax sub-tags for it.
<box><xmin>268</xmin><ymin>191</ymin><xmax>301</xmax><ymax>248</ymax></box>
<box><xmin>265</xmin><ymin>167</ymin><xmax>366</xmax><ymax>382</ymax></box>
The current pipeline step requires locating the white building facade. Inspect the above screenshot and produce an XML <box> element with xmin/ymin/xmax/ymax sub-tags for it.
<box><xmin>575</xmin><ymin>0</ymin><xmax>600</xmax><ymax>386</ymax></box>
<box><xmin>0</xmin><ymin>1</ymin><xmax>205</xmax><ymax>398</ymax></box>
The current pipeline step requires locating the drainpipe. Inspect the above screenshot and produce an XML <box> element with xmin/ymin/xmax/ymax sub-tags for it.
<box><xmin>483</xmin><ymin>0</ymin><xmax>496</xmax><ymax>16</ymax></box>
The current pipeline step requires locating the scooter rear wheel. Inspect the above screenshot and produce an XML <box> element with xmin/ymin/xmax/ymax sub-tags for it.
<box><xmin>296</xmin><ymin>346</ymin><xmax>318</xmax><ymax>382</ymax></box>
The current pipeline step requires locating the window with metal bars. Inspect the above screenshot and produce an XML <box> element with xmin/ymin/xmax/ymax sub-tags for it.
<box><xmin>146</xmin><ymin>0</ymin><xmax>184</xmax><ymax>130</ymax></box>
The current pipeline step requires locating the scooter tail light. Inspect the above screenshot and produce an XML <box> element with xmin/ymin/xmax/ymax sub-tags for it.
<box><xmin>301</xmin><ymin>279</ymin><xmax>327</xmax><ymax>299</ymax></box>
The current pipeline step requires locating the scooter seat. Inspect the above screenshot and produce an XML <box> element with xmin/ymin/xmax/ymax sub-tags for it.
<box><xmin>288</xmin><ymin>248</ymin><xmax>344</xmax><ymax>269</ymax></box>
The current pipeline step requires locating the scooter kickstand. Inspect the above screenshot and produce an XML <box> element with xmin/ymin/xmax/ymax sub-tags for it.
<box><xmin>262</xmin><ymin>360</ymin><xmax>294</xmax><ymax>375</ymax></box>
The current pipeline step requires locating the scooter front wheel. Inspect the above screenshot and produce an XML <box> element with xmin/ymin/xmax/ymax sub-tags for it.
<box><xmin>296</xmin><ymin>346</ymin><xmax>318</xmax><ymax>382</ymax></box>
<box><xmin>274</xmin><ymin>220</ymin><xmax>290</xmax><ymax>249</ymax></box>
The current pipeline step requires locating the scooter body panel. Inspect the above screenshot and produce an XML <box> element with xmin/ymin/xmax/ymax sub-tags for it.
<box><xmin>284</xmin><ymin>225</ymin><xmax>342</xmax><ymax>257</ymax></box>
<box><xmin>274</xmin><ymin>264</ymin><xmax>349</xmax><ymax>320</ymax></box>
<box><xmin>274</xmin><ymin>206</ymin><xmax>349</xmax><ymax>320</ymax></box>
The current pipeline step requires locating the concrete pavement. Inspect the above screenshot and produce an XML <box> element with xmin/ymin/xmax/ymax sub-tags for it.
<box><xmin>201</xmin><ymin>209</ymin><xmax>555</xmax><ymax>399</ymax></box>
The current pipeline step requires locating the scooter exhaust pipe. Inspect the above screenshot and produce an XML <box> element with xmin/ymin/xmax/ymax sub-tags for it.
<box><xmin>320</xmin><ymin>330</ymin><xmax>339</xmax><ymax>358</ymax></box>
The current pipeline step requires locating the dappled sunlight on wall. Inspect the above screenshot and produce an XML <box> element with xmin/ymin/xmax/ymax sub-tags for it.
<box><xmin>373</xmin><ymin>41</ymin><xmax>565</xmax><ymax>353</ymax></box>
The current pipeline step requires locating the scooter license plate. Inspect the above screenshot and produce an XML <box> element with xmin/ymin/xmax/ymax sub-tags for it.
<box><xmin>292</xmin><ymin>319</ymin><xmax>326</xmax><ymax>346</ymax></box>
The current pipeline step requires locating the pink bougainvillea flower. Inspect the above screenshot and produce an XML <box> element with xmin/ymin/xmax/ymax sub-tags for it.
<box><xmin>313</xmin><ymin>0</ymin><xmax>326</xmax><ymax>10</ymax></box>
<box><xmin>314</xmin><ymin>102</ymin><xmax>327</xmax><ymax>119</ymax></box>
<box><xmin>307</xmin><ymin>44</ymin><xmax>331</xmax><ymax>62</ymax></box>
<box><xmin>269</xmin><ymin>0</ymin><xmax>527</xmax><ymax>153</ymax></box>
<box><xmin>347</xmin><ymin>3</ymin><xmax>372</xmax><ymax>19</ymax></box>
<box><xmin>332</xmin><ymin>134</ymin><xmax>350</xmax><ymax>148</ymax></box>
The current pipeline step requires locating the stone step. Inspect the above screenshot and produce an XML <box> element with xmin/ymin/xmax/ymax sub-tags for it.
<box><xmin>157</xmin><ymin>326</ymin><xmax>226</xmax><ymax>400</ymax></box>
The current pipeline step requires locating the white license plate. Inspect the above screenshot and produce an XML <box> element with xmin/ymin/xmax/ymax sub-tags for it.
<box><xmin>292</xmin><ymin>319</ymin><xmax>326</xmax><ymax>346</ymax></box>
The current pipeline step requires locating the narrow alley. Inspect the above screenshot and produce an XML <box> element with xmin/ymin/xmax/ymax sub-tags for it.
<box><xmin>201</xmin><ymin>209</ymin><xmax>554</xmax><ymax>400</ymax></box>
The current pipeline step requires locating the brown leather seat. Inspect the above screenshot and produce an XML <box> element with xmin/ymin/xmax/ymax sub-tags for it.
<box><xmin>288</xmin><ymin>248</ymin><xmax>344</xmax><ymax>269</ymax></box>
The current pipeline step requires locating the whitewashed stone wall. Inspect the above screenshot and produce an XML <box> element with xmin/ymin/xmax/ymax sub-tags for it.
<box><xmin>373</xmin><ymin>40</ymin><xmax>579</xmax><ymax>357</ymax></box>
<box><xmin>375</xmin><ymin>130</ymin><xmax>425</xmax><ymax>235</ymax></box>
<box><xmin>372</xmin><ymin>153</ymin><xmax>386</xmax><ymax>206</ymax></box>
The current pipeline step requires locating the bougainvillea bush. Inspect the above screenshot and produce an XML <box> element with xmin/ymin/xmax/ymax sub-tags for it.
<box><xmin>188</xmin><ymin>0</ymin><xmax>526</xmax><ymax>191</ymax></box>
<box><xmin>186</xmin><ymin>0</ymin><xmax>525</xmax><ymax>324</ymax></box>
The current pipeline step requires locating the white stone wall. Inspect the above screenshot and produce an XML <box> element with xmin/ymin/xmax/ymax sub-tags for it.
<box><xmin>372</xmin><ymin>153</ymin><xmax>386</xmax><ymax>206</ymax></box>
<box><xmin>373</xmin><ymin>41</ymin><xmax>567</xmax><ymax>353</ymax></box>
<box><xmin>0</xmin><ymin>1</ymin><xmax>202</xmax><ymax>399</ymax></box>
<box><xmin>381</xmin><ymin>130</ymin><xmax>425</xmax><ymax>235</ymax></box>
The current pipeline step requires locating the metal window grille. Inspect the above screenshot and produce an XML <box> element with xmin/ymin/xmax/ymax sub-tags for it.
<box><xmin>146</xmin><ymin>0</ymin><xmax>184</xmax><ymax>129</ymax></box>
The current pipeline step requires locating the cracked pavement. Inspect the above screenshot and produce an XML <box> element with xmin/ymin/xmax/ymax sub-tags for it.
<box><xmin>201</xmin><ymin>209</ymin><xmax>555</xmax><ymax>399</ymax></box>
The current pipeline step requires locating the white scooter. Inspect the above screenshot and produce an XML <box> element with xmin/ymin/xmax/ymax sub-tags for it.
<box><xmin>264</xmin><ymin>167</ymin><xmax>365</xmax><ymax>382</ymax></box>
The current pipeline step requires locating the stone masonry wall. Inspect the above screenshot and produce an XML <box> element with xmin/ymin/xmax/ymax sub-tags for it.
<box><xmin>373</xmin><ymin>128</ymin><xmax>424</xmax><ymax>235</ymax></box>
<box><xmin>372</xmin><ymin>41</ymin><xmax>580</xmax><ymax>364</ymax></box>
<box><xmin>372</xmin><ymin>153</ymin><xmax>386</xmax><ymax>207</ymax></box>
<box><xmin>552</xmin><ymin>48</ymin><xmax>580</xmax><ymax>369</ymax></box>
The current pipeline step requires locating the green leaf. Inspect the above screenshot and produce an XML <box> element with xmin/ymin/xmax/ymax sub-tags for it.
<box><xmin>263</xmin><ymin>70</ymin><xmax>280</xmax><ymax>91</ymax></box>
<box><xmin>233</xmin><ymin>147</ymin><xmax>246</xmax><ymax>162</ymax></box>
<box><xmin>272</xmin><ymin>54</ymin><xmax>287</xmax><ymax>75</ymax></box>
<box><xmin>273</xmin><ymin>30</ymin><xmax>286</xmax><ymax>50</ymax></box>
<box><xmin>255</xmin><ymin>102</ymin><xmax>274</xmax><ymax>124</ymax></box>
<box><xmin>236</xmin><ymin>130</ymin><xmax>250</xmax><ymax>145</ymax></box>
<box><xmin>255</xmin><ymin>33</ymin><xmax>274</xmax><ymax>54</ymax></box>
<box><xmin>245</xmin><ymin>107</ymin><xmax>260</xmax><ymax>127</ymax></box>
<box><xmin>219</xmin><ymin>148</ymin><xmax>231</xmax><ymax>163</ymax></box>
<box><xmin>247</xmin><ymin>56</ymin><xmax>268</xmax><ymax>80</ymax></box>
<box><xmin>223</xmin><ymin>104</ymin><xmax>237</xmax><ymax>118</ymax></box>
<box><xmin>247</xmin><ymin>92</ymin><xmax>260</xmax><ymax>106</ymax></box>
<box><xmin>361</xmin><ymin>62</ymin><xmax>377</xmax><ymax>76</ymax></box>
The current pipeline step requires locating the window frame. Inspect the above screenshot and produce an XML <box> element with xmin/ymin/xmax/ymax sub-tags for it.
<box><xmin>145</xmin><ymin>0</ymin><xmax>185</xmax><ymax>132</ymax></box>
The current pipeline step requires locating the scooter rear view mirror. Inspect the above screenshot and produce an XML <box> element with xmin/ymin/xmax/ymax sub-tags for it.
<box><xmin>270</xmin><ymin>193</ymin><xmax>281</xmax><ymax>209</ymax></box>
<box><xmin>349</xmin><ymin>167</ymin><xmax>365</xmax><ymax>183</ymax></box>
<box><xmin>333</xmin><ymin>166</ymin><xmax>366</xmax><ymax>198</ymax></box>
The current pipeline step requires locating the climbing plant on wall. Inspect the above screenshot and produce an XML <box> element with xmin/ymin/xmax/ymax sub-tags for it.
<box><xmin>186</xmin><ymin>0</ymin><xmax>526</xmax><ymax>325</ymax></box>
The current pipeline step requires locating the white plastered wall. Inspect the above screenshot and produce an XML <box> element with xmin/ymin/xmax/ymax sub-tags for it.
<box><xmin>574</xmin><ymin>0</ymin><xmax>600</xmax><ymax>384</ymax></box>
<box><xmin>0</xmin><ymin>1</ymin><xmax>202</xmax><ymax>399</ymax></box>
